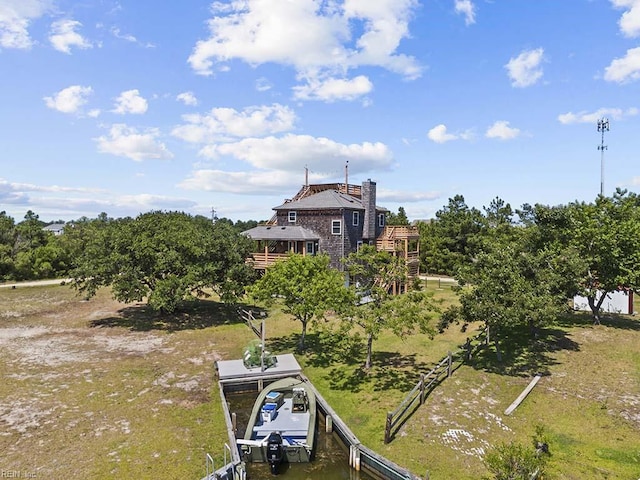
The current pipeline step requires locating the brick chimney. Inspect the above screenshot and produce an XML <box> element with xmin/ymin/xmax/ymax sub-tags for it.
<box><xmin>362</xmin><ymin>179</ymin><xmax>376</xmax><ymax>240</ymax></box>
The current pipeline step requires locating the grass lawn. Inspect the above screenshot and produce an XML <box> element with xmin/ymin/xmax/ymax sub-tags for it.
<box><xmin>1</xmin><ymin>281</ymin><xmax>639</xmax><ymax>479</ymax></box>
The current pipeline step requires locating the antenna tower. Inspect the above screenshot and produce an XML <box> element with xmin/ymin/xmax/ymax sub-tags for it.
<box><xmin>597</xmin><ymin>118</ymin><xmax>609</xmax><ymax>196</ymax></box>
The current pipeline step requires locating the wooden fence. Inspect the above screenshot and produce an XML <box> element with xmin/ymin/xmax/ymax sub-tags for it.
<box><xmin>384</xmin><ymin>328</ymin><xmax>488</xmax><ymax>444</ymax></box>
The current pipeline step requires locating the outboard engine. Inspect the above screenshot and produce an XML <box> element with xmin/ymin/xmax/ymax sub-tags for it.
<box><xmin>266</xmin><ymin>432</ymin><xmax>284</xmax><ymax>475</ymax></box>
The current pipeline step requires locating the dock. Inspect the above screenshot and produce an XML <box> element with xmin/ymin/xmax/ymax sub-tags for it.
<box><xmin>204</xmin><ymin>354</ymin><xmax>420</xmax><ymax>480</ymax></box>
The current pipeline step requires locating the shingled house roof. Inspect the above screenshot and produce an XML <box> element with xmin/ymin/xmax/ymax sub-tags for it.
<box><xmin>273</xmin><ymin>188</ymin><xmax>387</xmax><ymax>212</ymax></box>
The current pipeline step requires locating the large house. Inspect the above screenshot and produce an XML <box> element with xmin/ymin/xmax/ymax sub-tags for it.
<box><xmin>242</xmin><ymin>179</ymin><xmax>420</xmax><ymax>293</ymax></box>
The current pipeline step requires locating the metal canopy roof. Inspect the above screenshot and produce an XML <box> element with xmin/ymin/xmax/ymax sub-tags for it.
<box><xmin>242</xmin><ymin>225</ymin><xmax>319</xmax><ymax>241</ymax></box>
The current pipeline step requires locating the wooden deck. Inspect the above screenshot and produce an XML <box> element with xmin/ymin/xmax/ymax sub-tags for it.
<box><xmin>249</xmin><ymin>252</ymin><xmax>289</xmax><ymax>269</ymax></box>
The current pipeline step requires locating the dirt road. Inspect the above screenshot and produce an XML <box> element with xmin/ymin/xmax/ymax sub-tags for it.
<box><xmin>0</xmin><ymin>278</ymin><xmax>71</xmax><ymax>289</ymax></box>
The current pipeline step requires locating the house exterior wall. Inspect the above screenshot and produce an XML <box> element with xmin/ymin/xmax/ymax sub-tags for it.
<box><xmin>275</xmin><ymin>208</ymin><xmax>364</xmax><ymax>270</ymax></box>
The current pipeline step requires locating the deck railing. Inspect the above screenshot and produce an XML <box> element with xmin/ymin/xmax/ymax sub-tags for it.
<box><xmin>381</xmin><ymin>225</ymin><xmax>420</xmax><ymax>239</ymax></box>
<box><xmin>248</xmin><ymin>252</ymin><xmax>289</xmax><ymax>269</ymax></box>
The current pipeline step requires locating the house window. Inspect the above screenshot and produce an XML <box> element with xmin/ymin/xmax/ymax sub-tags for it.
<box><xmin>378</xmin><ymin>213</ymin><xmax>385</xmax><ymax>227</ymax></box>
<box><xmin>352</xmin><ymin>211</ymin><xmax>360</xmax><ymax>226</ymax></box>
<box><xmin>306</xmin><ymin>241</ymin><xmax>315</xmax><ymax>255</ymax></box>
<box><xmin>288</xmin><ymin>211</ymin><xmax>296</xmax><ymax>223</ymax></box>
<box><xmin>332</xmin><ymin>220</ymin><xmax>341</xmax><ymax>235</ymax></box>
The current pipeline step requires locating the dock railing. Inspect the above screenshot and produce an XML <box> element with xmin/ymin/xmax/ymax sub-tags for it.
<box><xmin>300</xmin><ymin>373</ymin><xmax>421</xmax><ymax>480</ymax></box>
<box><xmin>384</xmin><ymin>327</ymin><xmax>488</xmax><ymax>444</ymax></box>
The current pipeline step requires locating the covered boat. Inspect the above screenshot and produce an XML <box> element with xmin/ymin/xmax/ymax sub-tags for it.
<box><xmin>238</xmin><ymin>377</ymin><xmax>317</xmax><ymax>474</ymax></box>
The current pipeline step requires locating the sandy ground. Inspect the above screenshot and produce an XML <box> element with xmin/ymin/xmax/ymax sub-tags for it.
<box><xmin>0</xmin><ymin>287</ymin><xmax>224</xmax><ymax>479</ymax></box>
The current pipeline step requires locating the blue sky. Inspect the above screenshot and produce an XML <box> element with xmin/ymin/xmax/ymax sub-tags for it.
<box><xmin>1</xmin><ymin>0</ymin><xmax>640</xmax><ymax>223</ymax></box>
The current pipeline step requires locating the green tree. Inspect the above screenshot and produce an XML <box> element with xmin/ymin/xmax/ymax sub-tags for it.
<box><xmin>419</xmin><ymin>195</ymin><xmax>485</xmax><ymax>275</ymax></box>
<box><xmin>483</xmin><ymin>196</ymin><xmax>514</xmax><ymax>229</ymax></box>
<box><xmin>386</xmin><ymin>206</ymin><xmax>410</xmax><ymax>225</ymax></box>
<box><xmin>526</xmin><ymin>191</ymin><xmax>640</xmax><ymax>324</ymax></box>
<box><xmin>450</xmin><ymin>229</ymin><xmax>582</xmax><ymax>359</ymax></box>
<box><xmin>70</xmin><ymin>211</ymin><xmax>255</xmax><ymax>313</ymax></box>
<box><xmin>15</xmin><ymin>210</ymin><xmax>47</xmax><ymax>252</ymax></box>
<box><xmin>0</xmin><ymin>211</ymin><xmax>16</xmax><ymax>280</ymax></box>
<box><xmin>344</xmin><ymin>244</ymin><xmax>438</xmax><ymax>369</ymax></box>
<box><xmin>564</xmin><ymin>191</ymin><xmax>640</xmax><ymax>323</ymax></box>
<box><xmin>247</xmin><ymin>254</ymin><xmax>352</xmax><ymax>351</ymax></box>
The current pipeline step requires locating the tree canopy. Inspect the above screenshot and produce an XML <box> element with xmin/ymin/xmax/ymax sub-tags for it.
<box><xmin>344</xmin><ymin>244</ymin><xmax>438</xmax><ymax>369</ymax></box>
<box><xmin>419</xmin><ymin>195</ymin><xmax>486</xmax><ymax>276</ymax></box>
<box><xmin>70</xmin><ymin>211</ymin><xmax>255</xmax><ymax>313</ymax></box>
<box><xmin>539</xmin><ymin>190</ymin><xmax>640</xmax><ymax>323</ymax></box>
<box><xmin>386</xmin><ymin>206</ymin><xmax>410</xmax><ymax>226</ymax></box>
<box><xmin>0</xmin><ymin>210</ymin><xmax>71</xmax><ymax>281</ymax></box>
<box><xmin>247</xmin><ymin>254</ymin><xmax>352</xmax><ymax>350</ymax></box>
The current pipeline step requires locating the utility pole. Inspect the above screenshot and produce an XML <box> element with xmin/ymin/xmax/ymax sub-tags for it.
<box><xmin>597</xmin><ymin>118</ymin><xmax>609</xmax><ymax>197</ymax></box>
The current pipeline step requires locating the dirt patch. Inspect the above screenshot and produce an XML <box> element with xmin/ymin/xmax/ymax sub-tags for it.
<box><xmin>0</xmin><ymin>326</ymin><xmax>166</xmax><ymax>366</ymax></box>
<box><xmin>0</xmin><ymin>286</ymin><xmax>224</xmax><ymax>479</ymax></box>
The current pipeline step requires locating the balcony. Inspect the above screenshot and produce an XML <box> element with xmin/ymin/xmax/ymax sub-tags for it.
<box><xmin>248</xmin><ymin>252</ymin><xmax>290</xmax><ymax>270</ymax></box>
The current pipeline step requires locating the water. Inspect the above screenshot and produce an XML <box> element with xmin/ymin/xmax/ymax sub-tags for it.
<box><xmin>227</xmin><ymin>392</ymin><xmax>375</xmax><ymax>480</ymax></box>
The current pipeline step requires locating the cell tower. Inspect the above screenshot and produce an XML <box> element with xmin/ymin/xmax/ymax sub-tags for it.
<box><xmin>597</xmin><ymin>117</ymin><xmax>609</xmax><ymax>197</ymax></box>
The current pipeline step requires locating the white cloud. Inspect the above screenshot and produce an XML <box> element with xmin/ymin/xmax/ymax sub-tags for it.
<box><xmin>172</xmin><ymin>104</ymin><xmax>297</xmax><ymax>143</ymax></box>
<box><xmin>256</xmin><ymin>77</ymin><xmax>272</xmax><ymax>92</ymax></box>
<box><xmin>0</xmin><ymin>177</ymin><xmax>109</xmax><ymax>209</ymax></box>
<box><xmin>49</xmin><ymin>19</ymin><xmax>92</xmax><ymax>54</ymax></box>
<box><xmin>558</xmin><ymin>107</ymin><xmax>639</xmax><ymax>124</ymax></box>
<box><xmin>0</xmin><ymin>0</ymin><xmax>52</xmax><ymax>49</ymax></box>
<box><xmin>611</xmin><ymin>0</ymin><xmax>640</xmax><ymax>37</ymax></box>
<box><xmin>176</xmin><ymin>91</ymin><xmax>198</xmax><ymax>106</ymax></box>
<box><xmin>110</xmin><ymin>26</ymin><xmax>155</xmax><ymax>48</ymax></box>
<box><xmin>198</xmin><ymin>134</ymin><xmax>393</xmax><ymax>173</ymax></box>
<box><xmin>505</xmin><ymin>48</ymin><xmax>544</xmax><ymax>88</ymax></box>
<box><xmin>179</xmin><ymin>169</ymin><xmax>304</xmax><ymax>195</ymax></box>
<box><xmin>43</xmin><ymin>85</ymin><xmax>93</xmax><ymax>114</ymax></box>
<box><xmin>188</xmin><ymin>0</ymin><xmax>421</xmax><ymax>100</ymax></box>
<box><xmin>112</xmin><ymin>89</ymin><xmax>148</xmax><ymax>114</ymax></box>
<box><xmin>428</xmin><ymin>124</ymin><xmax>457</xmax><ymax>143</ymax></box>
<box><xmin>0</xmin><ymin>177</ymin><xmax>199</xmax><ymax>219</ymax></box>
<box><xmin>95</xmin><ymin>124</ymin><xmax>174</xmax><ymax>161</ymax></box>
<box><xmin>427</xmin><ymin>124</ymin><xmax>474</xmax><ymax>143</ymax></box>
<box><xmin>485</xmin><ymin>120</ymin><xmax>520</xmax><ymax>140</ymax></box>
<box><xmin>454</xmin><ymin>0</ymin><xmax>476</xmax><ymax>25</ymax></box>
<box><xmin>377</xmin><ymin>188</ymin><xmax>441</xmax><ymax>202</ymax></box>
<box><xmin>293</xmin><ymin>75</ymin><xmax>373</xmax><ymax>102</ymax></box>
<box><xmin>341</xmin><ymin>0</ymin><xmax>422</xmax><ymax>78</ymax></box>
<box><xmin>604</xmin><ymin>46</ymin><xmax>640</xmax><ymax>83</ymax></box>
<box><xmin>0</xmin><ymin>178</ymin><xmax>105</xmax><ymax>195</ymax></box>
<box><xmin>0</xmin><ymin>178</ymin><xmax>30</xmax><ymax>204</ymax></box>
<box><xmin>115</xmin><ymin>194</ymin><xmax>197</xmax><ymax>210</ymax></box>
<box><xmin>110</xmin><ymin>27</ymin><xmax>136</xmax><ymax>43</ymax></box>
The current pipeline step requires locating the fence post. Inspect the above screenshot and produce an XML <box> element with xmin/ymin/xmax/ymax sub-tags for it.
<box><xmin>419</xmin><ymin>373</ymin><xmax>426</xmax><ymax>404</ymax></box>
<box><xmin>384</xmin><ymin>412</ymin><xmax>392</xmax><ymax>444</ymax></box>
<box><xmin>447</xmin><ymin>351</ymin><xmax>452</xmax><ymax>377</ymax></box>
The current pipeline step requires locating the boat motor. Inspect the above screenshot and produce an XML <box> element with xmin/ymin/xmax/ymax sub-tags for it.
<box><xmin>266</xmin><ymin>431</ymin><xmax>284</xmax><ymax>474</ymax></box>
